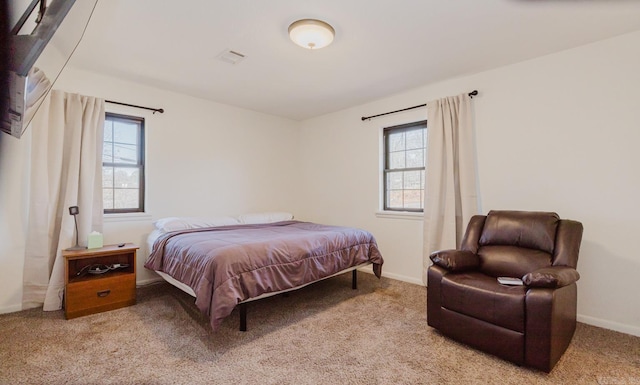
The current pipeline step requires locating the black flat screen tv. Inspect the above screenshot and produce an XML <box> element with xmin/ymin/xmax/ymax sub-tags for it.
<box><xmin>1</xmin><ymin>0</ymin><xmax>98</xmax><ymax>138</ymax></box>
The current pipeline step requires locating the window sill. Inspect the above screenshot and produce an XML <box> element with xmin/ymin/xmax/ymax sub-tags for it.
<box><xmin>375</xmin><ymin>211</ymin><xmax>424</xmax><ymax>221</ymax></box>
<box><xmin>104</xmin><ymin>212</ymin><xmax>153</xmax><ymax>223</ymax></box>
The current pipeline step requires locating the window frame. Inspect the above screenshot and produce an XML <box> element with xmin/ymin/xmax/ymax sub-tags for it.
<box><xmin>382</xmin><ymin>120</ymin><xmax>427</xmax><ymax>213</ymax></box>
<box><xmin>102</xmin><ymin>112</ymin><xmax>145</xmax><ymax>214</ymax></box>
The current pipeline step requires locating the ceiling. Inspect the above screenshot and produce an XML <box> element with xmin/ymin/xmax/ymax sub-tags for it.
<box><xmin>68</xmin><ymin>0</ymin><xmax>640</xmax><ymax>121</ymax></box>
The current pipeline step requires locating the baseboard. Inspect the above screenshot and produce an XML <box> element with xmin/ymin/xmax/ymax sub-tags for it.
<box><xmin>577</xmin><ymin>314</ymin><xmax>640</xmax><ymax>337</ymax></box>
<box><xmin>136</xmin><ymin>277</ymin><xmax>164</xmax><ymax>287</ymax></box>
<box><xmin>137</xmin><ymin>270</ymin><xmax>639</xmax><ymax>337</ymax></box>
<box><xmin>0</xmin><ymin>303</ymin><xmax>23</xmax><ymax>315</ymax></box>
<box><xmin>382</xmin><ymin>271</ymin><xmax>424</xmax><ymax>286</ymax></box>
<box><xmin>138</xmin><ymin>269</ymin><xmax>425</xmax><ymax>289</ymax></box>
<box><xmin>358</xmin><ymin>267</ymin><xmax>424</xmax><ymax>286</ymax></box>
<box><xmin>362</xmin><ymin>268</ymin><xmax>640</xmax><ymax>337</ymax></box>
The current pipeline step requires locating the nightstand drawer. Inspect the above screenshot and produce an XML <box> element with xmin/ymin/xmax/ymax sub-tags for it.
<box><xmin>65</xmin><ymin>274</ymin><xmax>136</xmax><ymax>319</ymax></box>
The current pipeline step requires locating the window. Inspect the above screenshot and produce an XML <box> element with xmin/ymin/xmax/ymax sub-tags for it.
<box><xmin>383</xmin><ymin>120</ymin><xmax>427</xmax><ymax>212</ymax></box>
<box><xmin>102</xmin><ymin>113</ymin><xmax>145</xmax><ymax>213</ymax></box>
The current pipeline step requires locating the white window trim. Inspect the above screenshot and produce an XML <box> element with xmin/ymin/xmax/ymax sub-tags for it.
<box><xmin>103</xmin><ymin>112</ymin><xmax>145</xmax><ymax>214</ymax></box>
<box><xmin>375</xmin><ymin>210</ymin><xmax>423</xmax><ymax>221</ymax></box>
<box><xmin>378</xmin><ymin>120</ymin><xmax>427</xmax><ymax>215</ymax></box>
<box><xmin>104</xmin><ymin>212</ymin><xmax>152</xmax><ymax>223</ymax></box>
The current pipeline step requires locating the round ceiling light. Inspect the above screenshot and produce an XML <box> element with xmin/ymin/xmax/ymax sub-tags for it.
<box><xmin>288</xmin><ymin>19</ymin><xmax>335</xmax><ymax>50</ymax></box>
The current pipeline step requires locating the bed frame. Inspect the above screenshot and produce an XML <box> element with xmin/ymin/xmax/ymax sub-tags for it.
<box><xmin>155</xmin><ymin>262</ymin><xmax>370</xmax><ymax>331</ymax></box>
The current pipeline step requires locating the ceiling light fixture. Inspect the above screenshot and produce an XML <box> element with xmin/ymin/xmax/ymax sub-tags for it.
<box><xmin>288</xmin><ymin>19</ymin><xmax>335</xmax><ymax>50</ymax></box>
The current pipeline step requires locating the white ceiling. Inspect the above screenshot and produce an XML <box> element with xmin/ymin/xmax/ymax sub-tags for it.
<box><xmin>69</xmin><ymin>0</ymin><xmax>640</xmax><ymax>121</ymax></box>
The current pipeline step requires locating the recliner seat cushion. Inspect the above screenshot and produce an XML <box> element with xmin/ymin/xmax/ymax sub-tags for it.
<box><xmin>441</xmin><ymin>272</ymin><xmax>527</xmax><ymax>333</ymax></box>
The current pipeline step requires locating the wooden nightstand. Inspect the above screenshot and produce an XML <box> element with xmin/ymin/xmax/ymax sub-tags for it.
<box><xmin>63</xmin><ymin>243</ymin><xmax>138</xmax><ymax>319</ymax></box>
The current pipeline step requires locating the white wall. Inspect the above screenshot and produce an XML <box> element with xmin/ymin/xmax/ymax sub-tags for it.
<box><xmin>0</xmin><ymin>130</ymin><xmax>30</xmax><ymax>312</ymax></box>
<box><xmin>298</xmin><ymin>31</ymin><xmax>640</xmax><ymax>336</ymax></box>
<box><xmin>0</xmin><ymin>67</ymin><xmax>300</xmax><ymax>305</ymax></box>
<box><xmin>0</xmin><ymin>0</ymin><xmax>31</xmax><ymax>313</ymax></box>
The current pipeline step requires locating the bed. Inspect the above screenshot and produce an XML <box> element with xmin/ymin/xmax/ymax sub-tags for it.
<box><xmin>144</xmin><ymin>218</ymin><xmax>384</xmax><ymax>331</ymax></box>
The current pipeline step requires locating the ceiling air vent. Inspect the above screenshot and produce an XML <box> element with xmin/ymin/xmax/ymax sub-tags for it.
<box><xmin>217</xmin><ymin>49</ymin><xmax>246</xmax><ymax>65</ymax></box>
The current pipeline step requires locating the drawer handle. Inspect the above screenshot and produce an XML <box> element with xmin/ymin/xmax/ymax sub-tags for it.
<box><xmin>97</xmin><ymin>289</ymin><xmax>111</xmax><ymax>298</ymax></box>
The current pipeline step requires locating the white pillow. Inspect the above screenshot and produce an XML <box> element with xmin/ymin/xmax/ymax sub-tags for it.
<box><xmin>153</xmin><ymin>216</ymin><xmax>240</xmax><ymax>233</ymax></box>
<box><xmin>237</xmin><ymin>212</ymin><xmax>294</xmax><ymax>224</ymax></box>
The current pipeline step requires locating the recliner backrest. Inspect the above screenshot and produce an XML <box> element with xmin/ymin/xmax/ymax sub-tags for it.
<box><xmin>479</xmin><ymin>211</ymin><xmax>559</xmax><ymax>253</ymax></box>
<box><xmin>476</xmin><ymin>211</ymin><xmax>559</xmax><ymax>278</ymax></box>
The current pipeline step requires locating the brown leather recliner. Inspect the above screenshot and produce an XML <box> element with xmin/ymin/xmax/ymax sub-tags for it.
<box><xmin>427</xmin><ymin>210</ymin><xmax>583</xmax><ymax>372</ymax></box>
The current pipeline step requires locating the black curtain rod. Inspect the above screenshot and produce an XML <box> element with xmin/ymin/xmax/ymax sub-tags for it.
<box><xmin>361</xmin><ymin>90</ymin><xmax>478</xmax><ymax>121</ymax></box>
<box><xmin>106</xmin><ymin>100</ymin><xmax>165</xmax><ymax>114</ymax></box>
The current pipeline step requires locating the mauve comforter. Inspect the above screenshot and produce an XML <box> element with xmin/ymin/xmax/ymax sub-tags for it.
<box><xmin>145</xmin><ymin>221</ymin><xmax>384</xmax><ymax>330</ymax></box>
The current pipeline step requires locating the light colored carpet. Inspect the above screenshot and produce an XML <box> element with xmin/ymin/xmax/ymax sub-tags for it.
<box><xmin>1</xmin><ymin>273</ymin><xmax>639</xmax><ymax>385</ymax></box>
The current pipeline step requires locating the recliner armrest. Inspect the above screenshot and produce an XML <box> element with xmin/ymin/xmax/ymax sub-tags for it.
<box><xmin>430</xmin><ymin>250</ymin><xmax>480</xmax><ymax>272</ymax></box>
<box><xmin>522</xmin><ymin>266</ymin><xmax>580</xmax><ymax>288</ymax></box>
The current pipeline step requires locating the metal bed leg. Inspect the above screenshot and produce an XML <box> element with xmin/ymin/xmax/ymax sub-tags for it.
<box><xmin>239</xmin><ymin>302</ymin><xmax>247</xmax><ymax>332</ymax></box>
<box><xmin>238</xmin><ymin>268</ymin><xmax>360</xmax><ymax>331</ymax></box>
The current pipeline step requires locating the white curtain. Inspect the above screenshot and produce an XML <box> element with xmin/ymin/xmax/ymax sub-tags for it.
<box><xmin>422</xmin><ymin>92</ymin><xmax>479</xmax><ymax>285</ymax></box>
<box><xmin>22</xmin><ymin>90</ymin><xmax>105</xmax><ymax>310</ymax></box>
